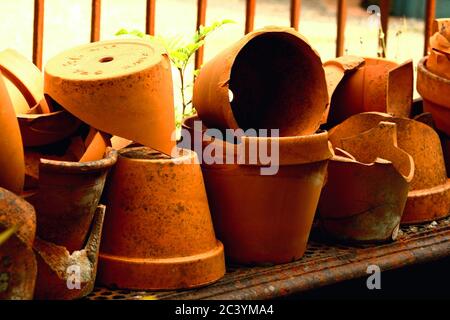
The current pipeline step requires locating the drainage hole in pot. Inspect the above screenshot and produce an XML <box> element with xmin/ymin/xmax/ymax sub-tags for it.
<box><xmin>99</xmin><ymin>56</ymin><xmax>114</xmax><ymax>63</ymax></box>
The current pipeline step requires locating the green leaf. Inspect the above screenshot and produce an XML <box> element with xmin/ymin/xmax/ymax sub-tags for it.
<box><xmin>115</xmin><ymin>28</ymin><xmax>129</xmax><ymax>36</ymax></box>
<box><xmin>0</xmin><ymin>227</ymin><xmax>17</xmax><ymax>246</ymax></box>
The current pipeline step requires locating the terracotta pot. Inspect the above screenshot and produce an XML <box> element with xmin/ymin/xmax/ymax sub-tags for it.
<box><xmin>193</xmin><ymin>26</ymin><xmax>328</xmax><ymax>136</ymax></box>
<box><xmin>79</xmin><ymin>128</ymin><xmax>111</xmax><ymax>162</ymax></box>
<box><xmin>427</xmin><ymin>19</ymin><xmax>450</xmax><ymax>79</ymax></box>
<box><xmin>33</xmin><ymin>205</ymin><xmax>105</xmax><ymax>300</ymax></box>
<box><xmin>181</xmin><ymin>115</ymin><xmax>333</xmax><ymax>265</ymax></box>
<box><xmin>28</xmin><ymin>148</ymin><xmax>117</xmax><ymax>252</ymax></box>
<box><xmin>44</xmin><ymin>39</ymin><xmax>176</xmax><ymax>155</ymax></box>
<box><xmin>318</xmin><ymin>122</ymin><xmax>414</xmax><ymax>242</ymax></box>
<box><xmin>329</xmin><ymin>112</ymin><xmax>450</xmax><ymax>224</ymax></box>
<box><xmin>0</xmin><ymin>71</ymin><xmax>25</xmax><ymax>194</ymax></box>
<box><xmin>0</xmin><ymin>187</ymin><xmax>37</xmax><ymax>300</ymax></box>
<box><xmin>98</xmin><ymin>147</ymin><xmax>225</xmax><ymax>290</ymax></box>
<box><xmin>326</xmin><ymin>57</ymin><xmax>413</xmax><ymax>126</ymax></box>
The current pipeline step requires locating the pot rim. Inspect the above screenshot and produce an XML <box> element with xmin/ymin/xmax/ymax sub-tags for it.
<box><xmin>117</xmin><ymin>146</ymin><xmax>197</xmax><ymax>164</ymax></box>
<box><xmin>418</xmin><ymin>56</ymin><xmax>450</xmax><ymax>85</ymax></box>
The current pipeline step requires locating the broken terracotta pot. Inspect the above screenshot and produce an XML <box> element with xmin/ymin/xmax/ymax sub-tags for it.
<box><xmin>181</xmin><ymin>115</ymin><xmax>333</xmax><ymax>265</ymax></box>
<box><xmin>193</xmin><ymin>26</ymin><xmax>328</xmax><ymax>136</ymax></box>
<box><xmin>27</xmin><ymin>148</ymin><xmax>117</xmax><ymax>252</ymax></box>
<box><xmin>0</xmin><ymin>187</ymin><xmax>37</xmax><ymax>300</ymax></box>
<box><xmin>44</xmin><ymin>39</ymin><xmax>176</xmax><ymax>155</ymax></box>
<box><xmin>318</xmin><ymin>122</ymin><xmax>414</xmax><ymax>242</ymax></box>
<box><xmin>98</xmin><ymin>147</ymin><xmax>225</xmax><ymax>290</ymax></box>
<box><xmin>427</xmin><ymin>19</ymin><xmax>450</xmax><ymax>80</ymax></box>
<box><xmin>33</xmin><ymin>205</ymin><xmax>105</xmax><ymax>300</ymax></box>
<box><xmin>0</xmin><ymin>71</ymin><xmax>25</xmax><ymax>194</ymax></box>
<box><xmin>326</xmin><ymin>57</ymin><xmax>413</xmax><ymax>126</ymax></box>
<box><xmin>329</xmin><ymin>112</ymin><xmax>450</xmax><ymax>224</ymax></box>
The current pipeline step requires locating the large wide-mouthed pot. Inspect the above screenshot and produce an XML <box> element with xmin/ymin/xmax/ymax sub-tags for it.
<box><xmin>182</xmin><ymin>116</ymin><xmax>333</xmax><ymax>265</ymax></box>
<box><xmin>193</xmin><ymin>27</ymin><xmax>328</xmax><ymax>136</ymax></box>
<box><xmin>44</xmin><ymin>39</ymin><xmax>176</xmax><ymax>155</ymax></box>
<box><xmin>98</xmin><ymin>147</ymin><xmax>225</xmax><ymax>290</ymax></box>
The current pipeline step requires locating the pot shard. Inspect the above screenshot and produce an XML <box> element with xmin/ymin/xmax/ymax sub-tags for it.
<box><xmin>193</xmin><ymin>26</ymin><xmax>328</xmax><ymax>136</ymax></box>
<box><xmin>33</xmin><ymin>205</ymin><xmax>105</xmax><ymax>300</ymax></box>
<box><xmin>28</xmin><ymin>148</ymin><xmax>118</xmax><ymax>252</ymax></box>
<box><xmin>0</xmin><ymin>188</ymin><xmax>37</xmax><ymax>300</ymax></box>
<box><xmin>181</xmin><ymin>116</ymin><xmax>333</xmax><ymax>265</ymax></box>
<box><xmin>329</xmin><ymin>112</ymin><xmax>450</xmax><ymax>224</ymax></box>
<box><xmin>98</xmin><ymin>147</ymin><xmax>225</xmax><ymax>290</ymax></box>
<box><xmin>326</xmin><ymin>57</ymin><xmax>413</xmax><ymax>126</ymax></box>
<box><xmin>44</xmin><ymin>39</ymin><xmax>176</xmax><ymax>155</ymax></box>
<box><xmin>427</xmin><ymin>19</ymin><xmax>450</xmax><ymax>80</ymax></box>
<box><xmin>318</xmin><ymin>122</ymin><xmax>414</xmax><ymax>242</ymax></box>
<box><xmin>0</xmin><ymin>71</ymin><xmax>25</xmax><ymax>194</ymax></box>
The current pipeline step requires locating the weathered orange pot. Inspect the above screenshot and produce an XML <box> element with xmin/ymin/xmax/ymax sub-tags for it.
<box><xmin>427</xmin><ymin>19</ymin><xmax>450</xmax><ymax>80</ymax></box>
<box><xmin>182</xmin><ymin>116</ymin><xmax>333</xmax><ymax>265</ymax></box>
<box><xmin>326</xmin><ymin>57</ymin><xmax>413</xmax><ymax>126</ymax></box>
<box><xmin>98</xmin><ymin>147</ymin><xmax>225</xmax><ymax>290</ymax></box>
<box><xmin>0</xmin><ymin>187</ymin><xmax>37</xmax><ymax>300</ymax></box>
<box><xmin>44</xmin><ymin>39</ymin><xmax>176</xmax><ymax>155</ymax></box>
<box><xmin>0</xmin><ymin>71</ymin><xmax>25</xmax><ymax>194</ymax></box>
<box><xmin>329</xmin><ymin>112</ymin><xmax>450</xmax><ymax>224</ymax></box>
<box><xmin>193</xmin><ymin>26</ymin><xmax>328</xmax><ymax>136</ymax></box>
<box><xmin>33</xmin><ymin>205</ymin><xmax>105</xmax><ymax>300</ymax></box>
<box><xmin>28</xmin><ymin>148</ymin><xmax>117</xmax><ymax>252</ymax></box>
<box><xmin>319</xmin><ymin>122</ymin><xmax>414</xmax><ymax>242</ymax></box>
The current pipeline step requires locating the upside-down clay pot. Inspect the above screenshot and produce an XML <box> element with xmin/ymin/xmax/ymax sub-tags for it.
<box><xmin>44</xmin><ymin>39</ymin><xmax>176</xmax><ymax>155</ymax></box>
<box><xmin>0</xmin><ymin>187</ymin><xmax>37</xmax><ymax>300</ymax></box>
<box><xmin>326</xmin><ymin>57</ymin><xmax>413</xmax><ymax>126</ymax></box>
<box><xmin>33</xmin><ymin>205</ymin><xmax>105</xmax><ymax>300</ymax></box>
<box><xmin>27</xmin><ymin>148</ymin><xmax>117</xmax><ymax>252</ymax></box>
<box><xmin>329</xmin><ymin>112</ymin><xmax>450</xmax><ymax>224</ymax></box>
<box><xmin>193</xmin><ymin>26</ymin><xmax>328</xmax><ymax>136</ymax></box>
<box><xmin>318</xmin><ymin>122</ymin><xmax>414</xmax><ymax>242</ymax></box>
<box><xmin>98</xmin><ymin>147</ymin><xmax>225</xmax><ymax>290</ymax></box>
<box><xmin>0</xmin><ymin>71</ymin><xmax>25</xmax><ymax>194</ymax></box>
<box><xmin>182</xmin><ymin>116</ymin><xmax>333</xmax><ymax>265</ymax></box>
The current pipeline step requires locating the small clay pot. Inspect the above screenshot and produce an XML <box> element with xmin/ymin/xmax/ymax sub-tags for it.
<box><xmin>0</xmin><ymin>71</ymin><xmax>25</xmax><ymax>194</ymax></box>
<box><xmin>0</xmin><ymin>187</ymin><xmax>37</xmax><ymax>300</ymax></box>
<box><xmin>28</xmin><ymin>148</ymin><xmax>117</xmax><ymax>252</ymax></box>
<box><xmin>318</xmin><ymin>122</ymin><xmax>414</xmax><ymax>242</ymax></box>
<box><xmin>33</xmin><ymin>205</ymin><xmax>105</xmax><ymax>300</ymax></box>
<box><xmin>326</xmin><ymin>57</ymin><xmax>413</xmax><ymax>126</ymax></box>
<box><xmin>98</xmin><ymin>147</ymin><xmax>225</xmax><ymax>290</ymax></box>
<box><xmin>193</xmin><ymin>26</ymin><xmax>328</xmax><ymax>136</ymax></box>
<box><xmin>427</xmin><ymin>19</ymin><xmax>450</xmax><ymax>79</ymax></box>
<box><xmin>44</xmin><ymin>39</ymin><xmax>176</xmax><ymax>155</ymax></box>
<box><xmin>182</xmin><ymin>115</ymin><xmax>333</xmax><ymax>265</ymax></box>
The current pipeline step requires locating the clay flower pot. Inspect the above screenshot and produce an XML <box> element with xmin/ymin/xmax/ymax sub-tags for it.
<box><xmin>325</xmin><ymin>57</ymin><xmax>413</xmax><ymax>126</ymax></box>
<box><xmin>98</xmin><ymin>147</ymin><xmax>225</xmax><ymax>290</ymax></box>
<box><xmin>329</xmin><ymin>112</ymin><xmax>450</xmax><ymax>224</ymax></box>
<box><xmin>0</xmin><ymin>71</ymin><xmax>25</xmax><ymax>194</ymax></box>
<box><xmin>318</xmin><ymin>122</ymin><xmax>414</xmax><ymax>242</ymax></box>
<box><xmin>193</xmin><ymin>26</ymin><xmax>328</xmax><ymax>136</ymax></box>
<box><xmin>427</xmin><ymin>19</ymin><xmax>450</xmax><ymax>80</ymax></box>
<box><xmin>44</xmin><ymin>39</ymin><xmax>176</xmax><ymax>155</ymax></box>
<box><xmin>0</xmin><ymin>187</ymin><xmax>37</xmax><ymax>300</ymax></box>
<box><xmin>182</xmin><ymin>115</ymin><xmax>333</xmax><ymax>265</ymax></box>
<box><xmin>33</xmin><ymin>205</ymin><xmax>105</xmax><ymax>300</ymax></box>
<box><xmin>28</xmin><ymin>148</ymin><xmax>117</xmax><ymax>252</ymax></box>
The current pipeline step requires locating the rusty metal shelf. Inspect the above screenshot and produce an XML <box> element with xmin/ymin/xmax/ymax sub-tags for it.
<box><xmin>87</xmin><ymin>216</ymin><xmax>450</xmax><ymax>300</ymax></box>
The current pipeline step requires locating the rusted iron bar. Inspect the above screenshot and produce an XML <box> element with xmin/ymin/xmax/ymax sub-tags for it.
<box><xmin>32</xmin><ymin>0</ymin><xmax>44</xmax><ymax>70</ymax></box>
<box><xmin>378</xmin><ymin>0</ymin><xmax>390</xmax><ymax>58</ymax></box>
<box><xmin>424</xmin><ymin>0</ymin><xmax>436</xmax><ymax>55</ymax></box>
<box><xmin>90</xmin><ymin>0</ymin><xmax>101</xmax><ymax>42</ymax></box>
<box><xmin>195</xmin><ymin>0</ymin><xmax>207</xmax><ymax>70</ymax></box>
<box><xmin>245</xmin><ymin>0</ymin><xmax>256</xmax><ymax>34</ymax></box>
<box><xmin>146</xmin><ymin>0</ymin><xmax>156</xmax><ymax>35</ymax></box>
<box><xmin>290</xmin><ymin>0</ymin><xmax>301</xmax><ymax>31</ymax></box>
<box><xmin>336</xmin><ymin>0</ymin><xmax>347</xmax><ymax>57</ymax></box>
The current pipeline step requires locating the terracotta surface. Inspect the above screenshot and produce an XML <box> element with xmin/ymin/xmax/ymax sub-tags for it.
<box><xmin>0</xmin><ymin>71</ymin><xmax>25</xmax><ymax>194</ymax></box>
<box><xmin>28</xmin><ymin>148</ymin><xmax>117</xmax><ymax>252</ymax></box>
<box><xmin>79</xmin><ymin>129</ymin><xmax>111</xmax><ymax>162</ymax></box>
<box><xmin>427</xmin><ymin>19</ymin><xmax>450</xmax><ymax>80</ymax></box>
<box><xmin>0</xmin><ymin>187</ymin><xmax>37</xmax><ymax>300</ymax></box>
<box><xmin>329</xmin><ymin>112</ymin><xmax>450</xmax><ymax>224</ymax></box>
<box><xmin>33</xmin><ymin>205</ymin><xmax>105</xmax><ymax>300</ymax></box>
<box><xmin>193</xmin><ymin>26</ymin><xmax>328</xmax><ymax>136</ymax></box>
<box><xmin>326</xmin><ymin>57</ymin><xmax>413</xmax><ymax>126</ymax></box>
<box><xmin>44</xmin><ymin>39</ymin><xmax>176</xmax><ymax>155</ymax></box>
<box><xmin>98</xmin><ymin>147</ymin><xmax>225</xmax><ymax>290</ymax></box>
<box><xmin>319</xmin><ymin>122</ymin><xmax>414</xmax><ymax>242</ymax></box>
<box><xmin>182</xmin><ymin>115</ymin><xmax>333</xmax><ymax>265</ymax></box>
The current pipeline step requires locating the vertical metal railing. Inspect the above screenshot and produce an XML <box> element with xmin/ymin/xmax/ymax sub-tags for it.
<box><xmin>146</xmin><ymin>0</ymin><xmax>156</xmax><ymax>35</ymax></box>
<box><xmin>290</xmin><ymin>0</ymin><xmax>301</xmax><ymax>31</ymax></box>
<box><xmin>195</xmin><ymin>0</ymin><xmax>207</xmax><ymax>70</ymax></box>
<box><xmin>336</xmin><ymin>0</ymin><xmax>347</xmax><ymax>57</ymax></box>
<box><xmin>90</xmin><ymin>0</ymin><xmax>102</xmax><ymax>42</ymax></box>
<box><xmin>32</xmin><ymin>0</ymin><xmax>44</xmax><ymax>70</ymax></box>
